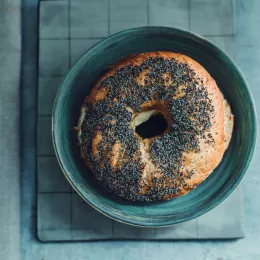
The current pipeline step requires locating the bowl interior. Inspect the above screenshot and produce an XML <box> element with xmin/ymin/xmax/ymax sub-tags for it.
<box><xmin>53</xmin><ymin>27</ymin><xmax>256</xmax><ymax>226</ymax></box>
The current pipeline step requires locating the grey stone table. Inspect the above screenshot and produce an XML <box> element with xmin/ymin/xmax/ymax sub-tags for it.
<box><xmin>21</xmin><ymin>0</ymin><xmax>260</xmax><ymax>259</ymax></box>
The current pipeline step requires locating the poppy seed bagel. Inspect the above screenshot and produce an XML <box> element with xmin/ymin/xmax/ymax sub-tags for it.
<box><xmin>76</xmin><ymin>51</ymin><xmax>234</xmax><ymax>201</ymax></box>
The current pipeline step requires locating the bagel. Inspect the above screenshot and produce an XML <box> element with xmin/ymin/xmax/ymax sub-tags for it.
<box><xmin>77</xmin><ymin>52</ymin><xmax>234</xmax><ymax>201</ymax></box>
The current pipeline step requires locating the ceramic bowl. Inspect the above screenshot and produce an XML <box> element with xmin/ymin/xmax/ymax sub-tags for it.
<box><xmin>52</xmin><ymin>27</ymin><xmax>256</xmax><ymax>227</ymax></box>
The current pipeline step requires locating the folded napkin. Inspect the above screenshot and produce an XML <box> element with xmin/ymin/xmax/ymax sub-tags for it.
<box><xmin>37</xmin><ymin>0</ymin><xmax>243</xmax><ymax>242</ymax></box>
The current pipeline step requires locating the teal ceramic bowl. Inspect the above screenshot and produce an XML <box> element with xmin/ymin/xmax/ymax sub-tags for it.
<box><xmin>52</xmin><ymin>27</ymin><xmax>256</xmax><ymax>227</ymax></box>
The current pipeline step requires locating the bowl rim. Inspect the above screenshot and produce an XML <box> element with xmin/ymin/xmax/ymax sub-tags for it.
<box><xmin>52</xmin><ymin>26</ymin><xmax>257</xmax><ymax>227</ymax></box>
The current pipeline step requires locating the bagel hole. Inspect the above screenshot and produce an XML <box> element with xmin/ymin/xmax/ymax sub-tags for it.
<box><xmin>134</xmin><ymin>110</ymin><xmax>168</xmax><ymax>139</ymax></box>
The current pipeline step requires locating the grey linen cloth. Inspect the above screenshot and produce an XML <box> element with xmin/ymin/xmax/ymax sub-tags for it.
<box><xmin>0</xmin><ymin>0</ymin><xmax>21</xmax><ymax>260</ymax></box>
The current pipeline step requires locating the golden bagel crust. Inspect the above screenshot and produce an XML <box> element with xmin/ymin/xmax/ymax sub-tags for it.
<box><xmin>78</xmin><ymin>51</ymin><xmax>234</xmax><ymax>201</ymax></box>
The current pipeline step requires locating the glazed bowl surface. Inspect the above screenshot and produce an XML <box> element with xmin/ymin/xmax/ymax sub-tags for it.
<box><xmin>52</xmin><ymin>27</ymin><xmax>256</xmax><ymax>227</ymax></box>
